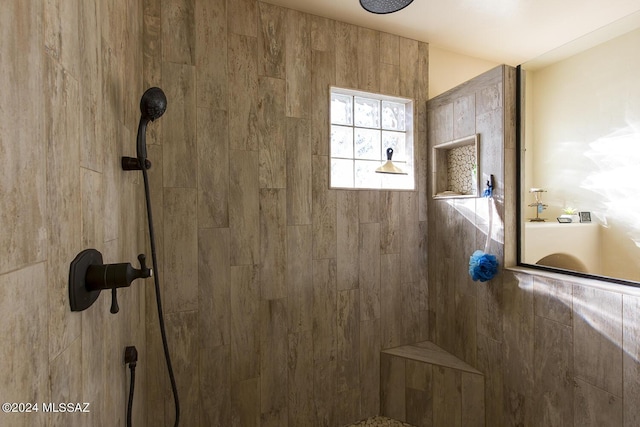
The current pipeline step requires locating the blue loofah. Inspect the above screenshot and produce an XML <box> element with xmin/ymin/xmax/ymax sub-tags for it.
<box><xmin>469</xmin><ymin>250</ymin><xmax>498</xmax><ymax>282</ymax></box>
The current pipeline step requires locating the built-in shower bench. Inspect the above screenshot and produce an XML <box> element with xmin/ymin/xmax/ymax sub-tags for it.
<box><xmin>380</xmin><ymin>341</ymin><xmax>485</xmax><ymax>427</ymax></box>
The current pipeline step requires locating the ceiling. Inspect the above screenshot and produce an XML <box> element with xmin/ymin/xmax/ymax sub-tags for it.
<box><xmin>263</xmin><ymin>0</ymin><xmax>640</xmax><ymax>65</ymax></box>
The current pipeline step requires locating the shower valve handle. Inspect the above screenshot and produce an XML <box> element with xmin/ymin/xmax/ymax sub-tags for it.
<box><xmin>108</xmin><ymin>254</ymin><xmax>152</xmax><ymax>314</ymax></box>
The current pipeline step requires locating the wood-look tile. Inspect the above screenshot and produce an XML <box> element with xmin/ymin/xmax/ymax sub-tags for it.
<box><xmin>232</xmin><ymin>377</ymin><xmax>260</xmax><ymax>427</ymax></box>
<box><xmin>454</xmin><ymin>291</ymin><xmax>477</xmax><ymax>366</ymax></box>
<box><xmin>533</xmin><ymin>276</ymin><xmax>573</xmax><ymax>325</ymax></box>
<box><xmin>45</xmin><ymin>57</ymin><xmax>81</xmax><ymax>359</ymax></box>
<box><xmin>285</xmin><ymin>9</ymin><xmax>310</xmax><ymax>118</ymax></box>
<box><xmin>227</xmin><ymin>0</ymin><xmax>257</xmax><ymax>38</ymax></box>
<box><xmin>433</xmin><ymin>366</ymin><xmax>463</xmax><ymax>427</ymax></box>
<box><xmin>623</xmin><ymin>294</ymin><xmax>640</xmax><ymax>426</ymax></box>
<box><xmin>477</xmin><ymin>334</ymin><xmax>503</xmax><ymax>427</ymax></box>
<box><xmin>359</xmin><ymin>222</ymin><xmax>381</xmax><ymax>321</ymax></box>
<box><xmin>1</xmin><ymin>10</ymin><xmax>46</xmax><ymax>273</ymax></box>
<box><xmin>311</xmin><ymin>50</ymin><xmax>334</xmax><ymax>156</ymax></box>
<box><xmin>380</xmin><ymin>32</ymin><xmax>399</xmax><ymax>65</ymax></box>
<box><xmin>313</xmin><ymin>360</ymin><xmax>337</xmax><ymax>427</ymax></box>
<box><xmin>143</xmin><ymin>14</ymin><xmax>162</xmax><ymax>88</ymax></box>
<box><xmin>310</xmin><ymin>15</ymin><xmax>335</xmax><ymax>52</ymax></box>
<box><xmin>45</xmin><ymin>0</ymin><xmax>80</xmax><ymax>77</ymax></box>
<box><xmin>288</xmin><ymin>331</ymin><xmax>314</xmax><ymax>426</ymax></box>
<box><xmin>258</xmin><ymin>2</ymin><xmax>285</xmax><ymax>78</ymax></box>
<box><xmin>0</xmin><ymin>264</ymin><xmax>49</xmax><ymax>427</ymax></box>
<box><xmin>144</xmin><ymin>0</ymin><xmax>160</xmax><ymax>17</ymax></box>
<box><xmin>312</xmin><ymin>155</ymin><xmax>337</xmax><ymax>259</ymax></box>
<box><xmin>357</xmin><ymin>27</ymin><xmax>380</xmax><ymax>92</ymax></box>
<box><xmin>81</xmin><ymin>281</ymin><xmax>106</xmax><ymax>427</ymax></box>
<box><xmin>417</xmin><ymin>42</ymin><xmax>429</xmax><ymax>135</ymax></box>
<box><xmin>502</xmin><ymin>272</ymin><xmax>534</xmax><ymax>427</ymax></box>
<box><xmin>399</xmin><ymin>37</ymin><xmax>419</xmax><ymax>99</ymax></box>
<box><xmin>400</xmin><ymin>191</ymin><xmax>420</xmax><ymax>284</ymax></box>
<box><xmin>260</xmin><ymin>188</ymin><xmax>287</xmax><ymax>300</ymax></box>
<box><xmin>534</xmin><ymin>315</ymin><xmax>574</xmax><ymax>427</ymax></box>
<box><xmin>476</xmin><ymin>272</ymin><xmax>503</xmax><ymax>342</ymax></box>
<box><xmin>229</xmin><ymin>150</ymin><xmax>260</xmax><ymax>265</ymax></box>
<box><xmin>230</xmin><ymin>265</ymin><xmax>261</xmax><ymax>382</ymax></box>
<box><xmin>257</xmin><ymin>76</ymin><xmax>286</xmax><ymax>188</ymax></box>
<box><xmin>195</xmin><ymin>0</ymin><xmax>227</xmax><ymax>110</ymax></box>
<box><xmin>573</xmin><ymin>284</ymin><xmax>622</xmax><ymax>396</ymax></box>
<box><xmin>260</xmin><ymin>298</ymin><xmax>289</xmax><ymax>427</ymax></box>
<box><xmin>405</xmin><ymin>360</ymin><xmax>432</xmax><ymax>427</ymax></box>
<box><xmin>287</xmin><ymin>225</ymin><xmax>313</xmax><ymax>333</ymax></box>
<box><xmin>574</xmin><ymin>377</ymin><xmax>622</xmax><ymax>427</ymax></box>
<box><xmin>200</xmin><ymin>345</ymin><xmax>231</xmax><ymax>426</ymax></box>
<box><xmin>50</xmin><ymin>338</ymin><xmax>83</xmax><ymax>427</ymax></box>
<box><xmin>165</xmin><ymin>311</ymin><xmax>200</xmax><ymax>426</ymax></box>
<box><xmin>359</xmin><ymin>191</ymin><xmax>380</xmax><ymax>224</ymax></box>
<box><xmin>81</xmin><ymin>167</ymin><xmax>104</xmax><ymax>247</ymax></box>
<box><xmin>336</xmin><ymin>387</ymin><xmax>362</xmax><ymax>425</ymax></box>
<box><xmin>380</xmin><ymin>191</ymin><xmax>400</xmax><ymax>254</ymax></box>
<box><xmin>161</xmin><ymin>0</ymin><xmax>195</xmax><ymax>65</ymax></box>
<box><xmin>335</xmin><ymin>22</ymin><xmax>358</xmax><ymax>88</ymax></box>
<box><xmin>286</xmin><ymin>117</ymin><xmax>312</xmax><ymax>225</ymax></box>
<box><xmin>197</xmin><ymin>107</ymin><xmax>229</xmax><ymax>227</ymax></box>
<box><xmin>359</xmin><ymin>318</ymin><xmax>381</xmax><ymax>417</ymax></box>
<box><xmin>228</xmin><ymin>33</ymin><xmax>258</xmax><ymax>151</ymax></box>
<box><xmin>337</xmin><ymin>289</ymin><xmax>360</xmax><ymax>392</ymax></box>
<box><xmin>453</xmin><ymin>94</ymin><xmax>476</xmax><ymax>140</ymax></box>
<box><xmin>381</xmin><ymin>253</ymin><xmax>402</xmax><ymax>348</ymax></box>
<box><xmin>312</xmin><ymin>258</ymin><xmax>337</xmax><ymax>364</ymax></box>
<box><xmin>337</xmin><ymin>191</ymin><xmax>360</xmax><ymax>290</ymax></box>
<box><xmin>162</xmin><ymin>61</ymin><xmax>197</xmax><ymax>187</ymax></box>
<box><xmin>381</xmin><ymin>353</ymin><xmax>406</xmax><ymax>421</ymax></box>
<box><xmin>163</xmin><ymin>187</ymin><xmax>198</xmax><ymax>313</ymax></box>
<box><xmin>380</xmin><ymin>62</ymin><xmax>399</xmax><ymax>96</ymax></box>
<box><xmin>198</xmin><ymin>227</ymin><xmax>230</xmax><ymax>348</ymax></box>
<box><xmin>461</xmin><ymin>372</ymin><xmax>485</xmax><ymax>427</ymax></box>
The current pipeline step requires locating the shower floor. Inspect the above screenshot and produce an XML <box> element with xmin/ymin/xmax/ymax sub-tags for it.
<box><xmin>344</xmin><ymin>415</ymin><xmax>417</xmax><ymax>427</ymax></box>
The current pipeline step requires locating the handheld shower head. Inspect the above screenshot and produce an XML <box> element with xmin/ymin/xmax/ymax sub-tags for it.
<box><xmin>140</xmin><ymin>87</ymin><xmax>167</xmax><ymax>122</ymax></box>
<box><xmin>136</xmin><ymin>87</ymin><xmax>167</xmax><ymax>163</ymax></box>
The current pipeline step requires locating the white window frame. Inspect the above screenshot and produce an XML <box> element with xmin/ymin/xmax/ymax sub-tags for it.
<box><xmin>329</xmin><ymin>86</ymin><xmax>415</xmax><ymax>190</ymax></box>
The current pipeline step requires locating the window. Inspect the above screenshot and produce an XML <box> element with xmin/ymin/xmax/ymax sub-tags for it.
<box><xmin>329</xmin><ymin>87</ymin><xmax>414</xmax><ymax>190</ymax></box>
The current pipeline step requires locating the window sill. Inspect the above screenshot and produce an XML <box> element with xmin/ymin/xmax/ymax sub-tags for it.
<box><xmin>506</xmin><ymin>265</ymin><xmax>640</xmax><ymax>297</ymax></box>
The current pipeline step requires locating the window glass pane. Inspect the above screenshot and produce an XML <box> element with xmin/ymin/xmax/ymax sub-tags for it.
<box><xmin>331</xmin><ymin>125</ymin><xmax>354</xmax><ymax>158</ymax></box>
<box><xmin>354</xmin><ymin>128</ymin><xmax>381</xmax><ymax>160</ymax></box>
<box><xmin>355</xmin><ymin>160</ymin><xmax>382</xmax><ymax>188</ymax></box>
<box><xmin>381</xmin><ymin>101</ymin><xmax>405</xmax><ymax>131</ymax></box>
<box><xmin>381</xmin><ymin>131</ymin><xmax>406</xmax><ymax>161</ymax></box>
<box><xmin>331</xmin><ymin>158</ymin><xmax>354</xmax><ymax>188</ymax></box>
<box><xmin>354</xmin><ymin>97</ymin><xmax>380</xmax><ymax>128</ymax></box>
<box><xmin>330</xmin><ymin>93</ymin><xmax>353</xmax><ymax>125</ymax></box>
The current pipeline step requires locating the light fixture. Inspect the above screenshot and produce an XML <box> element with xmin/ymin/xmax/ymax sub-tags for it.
<box><xmin>360</xmin><ymin>0</ymin><xmax>414</xmax><ymax>14</ymax></box>
<box><xmin>376</xmin><ymin>148</ymin><xmax>407</xmax><ymax>175</ymax></box>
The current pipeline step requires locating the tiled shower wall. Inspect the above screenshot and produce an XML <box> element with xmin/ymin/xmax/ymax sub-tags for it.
<box><xmin>1</xmin><ymin>1</ymin><xmax>146</xmax><ymax>427</ymax></box>
<box><xmin>427</xmin><ymin>65</ymin><xmax>640</xmax><ymax>426</ymax></box>
<box><xmin>143</xmin><ymin>0</ymin><xmax>429</xmax><ymax>425</ymax></box>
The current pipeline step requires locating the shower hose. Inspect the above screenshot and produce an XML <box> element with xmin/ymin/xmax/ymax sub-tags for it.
<box><xmin>127</xmin><ymin>165</ymin><xmax>181</xmax><ymax>427</ymax></box>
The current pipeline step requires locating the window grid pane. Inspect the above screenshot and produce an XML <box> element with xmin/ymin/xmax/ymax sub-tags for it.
<box><xmin>329</xmin><ymin>87</ymin><xmax>414</xmax><ymax>190</ymax></box>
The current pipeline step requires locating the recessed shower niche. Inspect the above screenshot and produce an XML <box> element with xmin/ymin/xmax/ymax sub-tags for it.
<box><xmin>432</xmin><ymin>134</ymin><xmax>480</xmax><ymax>198</ymax></box>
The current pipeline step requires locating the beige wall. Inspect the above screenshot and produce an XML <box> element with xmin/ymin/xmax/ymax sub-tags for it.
<box><xmin>1</xmin><ymin>1</ymin><xmax>146</xmax><ymax>427</ymax></box>
<box><xmin>143</xmin><ymin>0</ymin><xmax>429</xmax><ymax>425</ymax></box>
<box><xmin>428</xmin><ymin>46</ymin><xmax>499</xmax><ymax>99</ymax></box>
<box><xmin>428</xmin><ymin>64</ymin><xmax>640</xmax><ymax>426</ymax></box>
